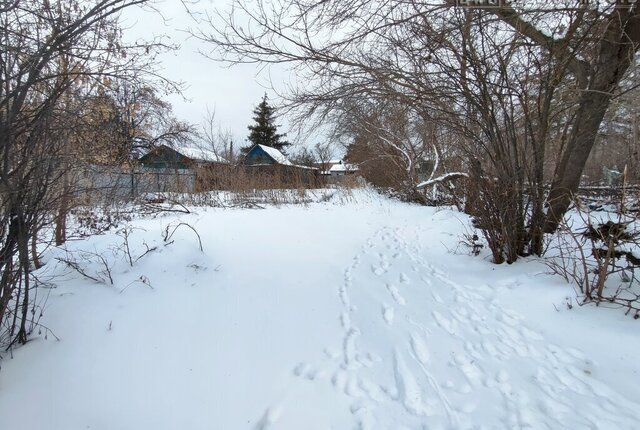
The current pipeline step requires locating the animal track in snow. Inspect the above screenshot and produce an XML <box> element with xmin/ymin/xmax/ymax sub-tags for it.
<box><xmin>385</xmin><ymin>283</ymin><xmax>407</xmax><ymax>306</ymax></box>
<box><xmin>451</xmin><ymin>352</ymin><xmax>483</xmax><ymax>386</ymax></box>
<box><xmin>350</xmin><ymin>402</ymin><xmax>375</xmax><ymax>430</ymax></box>
<box><xmin>293</xmin><ymin>362</ymin><xmax>311</xmax><ymax>377</ymax></box>
<box><xmin>254</xmin><ymin>405</ymin><xmax>283</xmax><ymax>430</ymax></box>
<box><xmin>393</xmin><ymin>349</ymin><xmax>435</xmax><ymax>417</ymax></box>
<box><xmin>332</xmin><ymin>370</ymin><xmax>348</xmax><ymax>392</ymax></box>
<box><xmin>382</xmin><ymin>304</ymin><xmax>395</xmax><ymax>326</ymax></box>
<box><xmin>290</xmin><ymin>224</ymin><xmax>640</xmax><ymax>430</ymax></box>
<box><xmin>341</xmin><ymin>312</ymin><xmax>351</xmax><ymax>330</ymax></box>
<box><xmin>410</xmin><ymin>334</ymin><xmax>431</xmax><ymax>365</ymax></box>
<box><xmin>343</xmin><ymin>328</ymin><xmax>361</xmax><ymax>369</ymax></box>
<box><xmin>339</xmin><ymin>284</ymin><xmax>350</xmax><ymax>307</ymax></box>
<box><xmin>371</xmin><ymin>265</ymin><xmax>387</xmax><ymax>276</ymax></box>
<box><xmin>359</xmin><ymin>378</ymin><xmax>386</xmax><ymax>402</ymax></box>
<box><xmin>293</xmin><ymin>362</ymin><xmax>326</xmax><ymax>381</ymax></box>
<box><xmin>432</xmin><ymin>310</ymin><xmax>458</xmax><ymax>335</ymax></box>
<box><xmin>345</xmin><ymin>375</ymin><xmax>366</xmax><ymax>398</ymax></box>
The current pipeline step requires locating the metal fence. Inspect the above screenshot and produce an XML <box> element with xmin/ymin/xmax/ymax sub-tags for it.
<box><xmin>76</xmin><ymin>165</ymin><xmax>196</xmax><ymax>204</ymax></box>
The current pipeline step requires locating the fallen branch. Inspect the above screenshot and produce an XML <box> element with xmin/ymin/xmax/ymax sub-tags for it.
<box><xmin>141</xmin><ymin>200</ymin><xmax>191</xmax><ymax>215</ymax></box>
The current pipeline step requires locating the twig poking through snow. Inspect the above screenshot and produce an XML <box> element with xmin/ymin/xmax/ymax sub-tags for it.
<box><xmin>163</xmin><ymin>222</ymin><xmax>204</xmax><ymax>252</ymax></box>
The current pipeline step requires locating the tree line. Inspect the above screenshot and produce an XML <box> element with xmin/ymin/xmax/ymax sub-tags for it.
<box><xmin>192</xmin><ymin>0</ymin><xmax>640</xmax><ymax>263</ymax></box>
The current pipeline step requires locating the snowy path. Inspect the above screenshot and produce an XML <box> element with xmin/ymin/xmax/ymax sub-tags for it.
<box><xmin>281</xmin><ymin>223</ymin><xmax>640</xmax><ymax>429</ymax></box>
<box><xmin>0</xmin><ymin>195</ymin><xmax>638</xmax><ymax>429</ymax></box>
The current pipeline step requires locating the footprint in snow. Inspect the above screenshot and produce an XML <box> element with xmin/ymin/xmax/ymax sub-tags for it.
<box><xmin>293</xmin><ymin>362</ymin><xmax>311</xmax><ymax>377</ymax></box>
<box><xmin>340</xmin><ymin>312</ymin><xmax>351</xmax><ymax>330</ymax></box>
<box><xmin>254</xmin><ymin>405</ymin><xmax>282</xmax><ymax>430</ymax></box>
<box><xmin>432</xmin><ymin>310</ymin><xmax>457</xmax><ymax>335</ymax></box>
<box><xmin>382</xmin><ymin>304</ymin><xmax>395</xmax><ymax>326</ymax></box>
<box><xmin>410</xmin><ymin>333</ymin><xmax>431</xmax><ymax>365</ymax></box>
<box><xmin>399</xmin><ymin>273</ymin><xmax>411</xmax><ymax>284</ymax></box>
<box><xmin>386</xmin><ymin>283</ymin><xmax>407</xmax><ymax>306</ymax></box>
<box><xmin>332</xmin><ymin>370</ymin><xmax>348</xmax><ymax>392</ymax></box>
<box><xmin>372</xmin><ymin>265</ymin><xmax>387</xmax><ymax>276</ymax></box>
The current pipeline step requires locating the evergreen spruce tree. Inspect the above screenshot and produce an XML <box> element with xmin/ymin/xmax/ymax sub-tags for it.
<box><xmin>243</xmin><ymin>94</ymin><xmax>289</xmax><ymax>154</ymax></box>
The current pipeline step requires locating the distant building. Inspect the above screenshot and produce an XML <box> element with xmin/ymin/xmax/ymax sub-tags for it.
<box><xmin>139</xmin><ymin>144</ymin><xmax>229</xmax><ymax>170</ymax></box>
<box><xmin>242</xmin><ymin>144</ymin><xmax>320</xmax><ymax>188</ymax></box>
<box><xmin>243</xmin><ymin>144</ymin><xmax>294</xmax><ymax>166</ymax></box>
<box><xmin>326</xmin><ymin>160</ymin><xmax>358</xmax><ymax>177</ymax></box>
<box><xmin>317</xmin><ymin>160</ymin><xmax>359</xmax><ymax>184</ymax></box>
<box><xmin>137</xmin><ymin>144</ymin><xmax>231</xmax><ymax>192</ymax></box>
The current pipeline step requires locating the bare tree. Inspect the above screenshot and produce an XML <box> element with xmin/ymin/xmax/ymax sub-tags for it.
<box><xmin>313</xmin><ymin>141</ymin><xmax>335</xmax><ymax>173</ymax></box>
<box><xmin>190</xmin><ymin>0</ymin><xmax>640</xmax><ymax>262</ymax></box>
<box><xmin>105</xmin><ymin>82</ymin><xmax>194</xmax><ymax>160</ymax></box>
<box><xmin>479</xmin><ymin>2</ymin><xmax>640</xmax><ymax>232</ymax></box>
<box><xmin>335</xmin><ymin>97</ymin><xmax>441</xmax><ymax>202</ymax></box>
<box><xmin>200</xmin><ymin>106</ymin><xmax>236</xmax><ymax>163</ymax></box>
<box><xmin>0</xmin><ymin>0</ymin><xmax>173</xmax><ymax>349</ymax></box>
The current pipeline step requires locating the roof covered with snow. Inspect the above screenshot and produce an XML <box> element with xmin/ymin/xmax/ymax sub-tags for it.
<box><xmin>177</xmin><ymin>146</ymin><xmax>229</xmax><ymax>164</ymax></box>
<box><xmin>329</xmin><ymin>162</ymin><xmax>358</xmax><ymax>172</ymax></box>
<box><xmin>255</xmin><ymin>144</ymin><xmax>292</xmax><ymax>166</ymax></box>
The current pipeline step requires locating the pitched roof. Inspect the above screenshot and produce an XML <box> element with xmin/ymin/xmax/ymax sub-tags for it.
<box><xmin>139</xmin><ymin>144</ymin><xmax>229</xmax><ymax>164</ymax></box>
<box><xmin>244</xmin><ymin>144</ymin><xmax>319</xmax><ymax>170</ymax></box>
<box><xmin>177</xmin><ymin>146</ymin><xmax>229</xmax><ymax>164</ymax></box>
<box><xmin>329</xmin><ymin>162</ymin><xmax>358</xmax><ymax>172</ymax></box>
<box><xmin>255</xmin><ymin>144</ymin><xmax>293</xmax><ymax>165</ymax></box>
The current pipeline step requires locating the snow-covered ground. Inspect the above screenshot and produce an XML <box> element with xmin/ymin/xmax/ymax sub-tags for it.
<box><xmin>1</xmin><ymin>190</ymin><xmax>638</xmax><ymax>429</ymax></box>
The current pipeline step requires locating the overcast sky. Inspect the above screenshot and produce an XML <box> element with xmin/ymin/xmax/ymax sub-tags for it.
<box><xmin>122</xmin><ymin>1</ymin><xmax>296</xmax><ymax>150</ymax></box>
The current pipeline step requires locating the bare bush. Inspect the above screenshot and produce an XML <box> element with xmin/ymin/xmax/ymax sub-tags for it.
<box><xmin>57</xmin><ymin>250</ymin><xmax>115</xmax><ymax>286</ymax></box>
<box><xmin>0</xmin><ymin>0</ymin><xmax>181</xmax><ymax>349</ymax></box>
<box><xmin>464</xmin><ymin>176</ymin><xmax>532</xmax><ymax>264</ymax></box>
<box><xmin>190</xmin><ymin>162</ymin><xmax>337</xmax><ymax>206</ymax></box>
<box><xmin>546</xmin><ymin>192</ymin><xmax>640</xmax><ymax>318</ymax></box>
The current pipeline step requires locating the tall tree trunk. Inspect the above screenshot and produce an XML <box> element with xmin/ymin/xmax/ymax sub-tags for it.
<box><xmin>544</xmin><ymin>11</ymin><xmax>640</xmax><ymax>232</ymax></box>
<box><xmin>544</xmin><ymin>91</ymin><xmax>611</xmax><ymax>232</ymax></box>
<box><xmin>31</xmin><ymin>225</ymin><xmax>43</xmax><ymax>269</ymax></box>
<box><xmin>55</xmin><ymin>170</ymin><xmax>70</xmax><ymax>246</ymax></box>
<box><xmin>0</xmin><ymin>260</ymin><xmax>15</xmax><ymax>332</ymax></box>
<box><xmin>16</xmin><ymin>222</ymin><xmax>31</xmax><ymax>345</ymax></box>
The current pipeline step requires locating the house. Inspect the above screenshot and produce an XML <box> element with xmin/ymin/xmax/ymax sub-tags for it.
<box><xmin>241</xmin><ymin>144</ymin><xmax>320</xmax><ymax>188</ymax></box>
<box><xmin>138</xmin><ymin>144</ymin><xmax>231</xmax><ymax>192</ymax></box>
<box><xmin>139</xmin><ymin>144</ymin><xmax>228</xmax><ymax>169</ymax></box>
<box><xmin>243</xmin><ymin>144</ymin><xmax>294</xmax><ymax>166</ymax></box>
<box><xmin>327</xmin><ymin>160</ymin><xmax>358</xmax><ymax>177</ymax></box>
<box><xmin>317</xmin><ymin>160</ymin><xmax>359</xmax><ymax>185</ymax></box>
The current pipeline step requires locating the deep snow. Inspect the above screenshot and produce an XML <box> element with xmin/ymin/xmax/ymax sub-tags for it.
<box><xmin>0</xmin><ymin>190</ymin><xmax>638</xmax><ymax>429</ymax></box>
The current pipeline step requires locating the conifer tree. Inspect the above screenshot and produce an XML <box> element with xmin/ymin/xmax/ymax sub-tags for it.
<box><xmin>244</xmin><ymin>94</ymin><xmax>289</xmax><ymax>154</ymax></box>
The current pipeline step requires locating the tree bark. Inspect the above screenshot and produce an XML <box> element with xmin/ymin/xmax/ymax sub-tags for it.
<box><xmin>490</xmin><ymin>4</ymin><xmax>640</xmax><ymax>232</ymax></box>
<box><xmin>55</xmin><ymin>173</ymin><xmax>70</xmax><ymax>246</ymax></box>
<box><xmin>544</xmin><ymin>9</ymin><xmax>640</xmax><ymax>231</ymax></box>
<box><xmin>544</xmin><ymin>91</ymin><xmax>612</xmax><ymax>231</ymax></box>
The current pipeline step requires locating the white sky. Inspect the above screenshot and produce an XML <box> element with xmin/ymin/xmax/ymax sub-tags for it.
<box><xmin>122</xmin><ymin>0</ymin><xmax>294</xmax><ymax>149</ymax></box>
